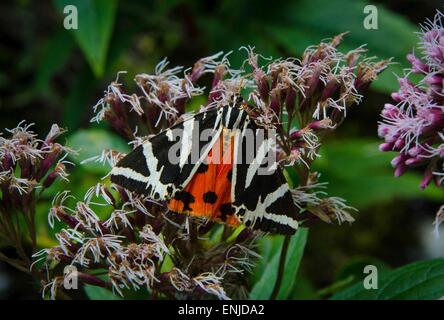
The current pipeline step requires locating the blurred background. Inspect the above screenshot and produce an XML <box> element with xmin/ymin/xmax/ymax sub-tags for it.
<box><xmin>1</xmin><ymin>0</ymin><xmax>444</xmax><ymax>299</ymax></box>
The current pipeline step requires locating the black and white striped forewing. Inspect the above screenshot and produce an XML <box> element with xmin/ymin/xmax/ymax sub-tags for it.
<box><xmin>110</xmin><ymin>108</ymin><xmax>225</xmax><ymax>200</ymax></box>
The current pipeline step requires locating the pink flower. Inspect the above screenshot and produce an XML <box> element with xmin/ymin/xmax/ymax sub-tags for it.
<box><xmin>378</xmin><ymin>10</ymin><xmax>444</xmax><ymax>235</ymax></box>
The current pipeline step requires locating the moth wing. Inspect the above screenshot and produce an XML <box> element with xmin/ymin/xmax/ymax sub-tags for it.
<box><xmin>110</xmin><ymin>108</ymin><xmax>224</xmax><ymax>200</ymax></box>
<box><xmin>167</xmin><ymin>130</ymin><xmax>239</xmax><ymax>226</ymax></box>
<box><xmin>231</xmin><ymin>118</ymin><xmax>299</xmax><ymax>234</ymax></box>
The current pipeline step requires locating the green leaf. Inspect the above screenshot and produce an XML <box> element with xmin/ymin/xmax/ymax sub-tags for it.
<box><xmin>84</xmin><ymin>285</ymin><xmax>121</xmax><ymax>300</ymax></box>
<box><xmin>67</xmin><ymin>129</ymin><xmax>130</xmax><ymax>175</ymax></box>
<box><xmin>335</xmin><ymin>256</ymin><xmax>392</xmax><ymax>283</ymax></box>
<box><xmin>249</xmin><ymin>232</ymin><xmax>283</xmax><ymax>286</ymax></box>
<box><xmin>53</xmin><ymin>0</ymin><xmax>118</xmax><ymax>77</ymax></box>
<box><xmin>315</xmin><ymin>139</ymin><xmax>444</xmax><ymax>208</ymax></box>
<box><xmin>34</xmin><ymin>30</ymin><xmax>75</xmax><ymax>96</ymax></box>
<box><xmin>160</xmin><ymin>254</ymin><xmax>174</xmax><ymax>273</ymax></box>
<box><xmin>250</xmin><ymin>228</ymin><xmax>308</xmax><ymax>300</ymax></box>
<box><xmin>276</xmin><ymin>229</ymin><xmax>309</xmax><ymax>299</ymax></box>
<box><xmin>62</xmin><ymin>65</ymin><xmax>96</xmax><ymax>129</ymax></box>
<box><xmin>317</xmin><ymin>256</ymin><xmax>392</xmax><ymax>298</ymax></box>
<box><xmin>331</xmin><ymin>258</ymin><xmax>444</xmax><ymax>300</ymax></box>
<box><xmin>288</xmin><ymin>273</ymin><xmax>320</xmax><ymax>300</ymax></box>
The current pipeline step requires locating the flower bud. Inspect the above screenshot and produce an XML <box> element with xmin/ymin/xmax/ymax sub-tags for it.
<box><xmin>394</xmin><ymin>163</ymin><xmax>407</xmax><ymax>177</ymax></box>
<box><xmin>19</xmin><ymin>158</ymin><xmax>33</xmax><ymax>179</ymax></box>
<box><xmin>269</xmin><ymin>88</ymin><xmax>281</xmax><ymax>114</ymax></box>
<box><xmin>379</xmin><ymin>142</ymin><xmax>394</xmax><ymax>152</ymax></box>
<box><xmin>78</xmin><ymin>272</ymin><xmax>108</xmax><ymax>288</ymax></box>
<box><xmin>304</xmin><ymin>64</ymin><xmax>323</xmax><ymax>99</ymax></box>
<box><xmin>45</xmin><ymin>124</ymin><xmax>66</xmax><ymax>144</ymax></box>
<box><xmin>108</xmin><ymin>95</ymin><xmax>128</xmax><ymax>121</ymax></box>
<box><xmin>290</xmin><ymin>130</ymin><xmax>302</xmax><ymax>140</ymax></box>
<box><xmin>321</xmin><ymin>78</ymin><xmax>340</xmax><ymax>102</ymax></box>
<box><xmin>377</xmin><ymin>125</ymin><xmax>390</xmax><ymax>138</ymax></box>
<box><xmin>419</xmin><ymin>165</ymin><xmax>434</xmax><ymax>190</ymax></box>
<box><xmin>425</xmin><ymin>74</ymin><xmax>444</xmax><ymax>85</ymax></box>
<box><xmin>211</xmin><ymin>65</ymin><xmax>226</xmax><ymax>90</ymax></box>
<box><xmin>407</xmin><ymin>145</ymin><xmax>423</xmax><ymax>157</ymax></box>
<box><xmin>1</xmin><ymin>154</ymin><xmax>15</xmax><ymax>172</ymax></box>
<box><xmin>391</xmin><ymin>92</ymin><xmax>403</xmax><ymax>102</ymax></box>
<box><xmin>284</xmin><ymin>88</ymin><xmax>296</xmax><ymax>114</ymax></box>
<box><xmin>104</xmin><ymin>108</ymin><xmax>134</xmax><ymax>139</ymax></box>
<box><xmin>390</xmin><ymin>154</ymin><xmax>405</xmax><ymax>168</ymax></box>
<box><xmin>43</xmin><ymin>171</ymin><xmax>58</xmax><ymax>189</ymax></box>
<box><xmin>36</xmin><ymin>145</ymin><xmax>61</xmax><ymax>181</ymax></box>
<box><xmin>394</xmin><ymin>138</ymin><xmax>405</xmax><ymax>150</ymax></box>
<box><xmin>55</xmin><ymin>208</ymin><xmax>82</xmax><ymax>230</ymax></box>
<box><xmin>405</xmin><ymin>156</ymin><xmax>426</xmax><ymax>166</ymax></box>
<box><xmin>189</xmin><ymin>61</ymin><xmax>205</xmax><ymax>83</ymax></box>
<box><xmin>381</xmin><ymin>104</ymin><xmax>400</xmax><ymax>119</ymax></box>
<box><xmin>407</xmin><ymin>53</ymin><xmax>429</xmax><ymax>74</ymax></box>
<box><xmin>308</xmin><ymin>119</ymin><xmax>334</xmax><ymax>131</ymax></box>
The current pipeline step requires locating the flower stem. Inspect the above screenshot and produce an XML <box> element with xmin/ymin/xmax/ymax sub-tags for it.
<box><xmin>270</xmin><ymin>234</ymin><xmax>291</xmax><ymax>300</ymax></box>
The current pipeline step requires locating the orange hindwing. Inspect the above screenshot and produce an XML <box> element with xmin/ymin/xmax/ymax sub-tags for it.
<box><xmin>167</xmin><ymin>128</ymin><xmax>240</xmax><ymax>226</ymax></box>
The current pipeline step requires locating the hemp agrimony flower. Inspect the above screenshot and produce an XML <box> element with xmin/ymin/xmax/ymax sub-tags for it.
<box><xmin>37</xmin><ymin>34</ymin><xmax>387</xmax><ymax>300</ymax></box>
<box><xmin>36</xmin><ymin>182</ymin><xmax>257</xmax><ymax>299</ymax></box>
<box><xmin>0</xmin><ymin>121</ymin><xmax>75</xmax><ymax>275</ymax></box>
<box><xmin>378</xmin><ymin>11</ymin><xmax>444</xmax><ymax>235</ymax></box>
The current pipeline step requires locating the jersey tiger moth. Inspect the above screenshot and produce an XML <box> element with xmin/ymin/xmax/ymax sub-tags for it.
<box><xmin>110</xmin><ymin>102</ymin><xmax>299</xmax><ymax>234</ymax></box>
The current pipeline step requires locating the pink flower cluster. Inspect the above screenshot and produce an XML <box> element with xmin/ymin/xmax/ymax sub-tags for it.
<box><xmin>378</xmin><ymin>11</ymin><xmax>444</xmax><ymax>189</ymax></box>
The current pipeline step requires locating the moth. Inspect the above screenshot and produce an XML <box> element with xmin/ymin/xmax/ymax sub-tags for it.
<box><xmin>110</xmin><ymin>102</ymin><xmax>299</xmax><ymax>234</ymax></box>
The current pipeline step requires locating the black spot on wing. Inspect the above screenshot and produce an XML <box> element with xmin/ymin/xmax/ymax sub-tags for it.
<box><xmin>220</xmin><ymin>203</ymin><xmax>235</xmax><ymax>222</ymax></box>
<box><xmin>173</xmin><ymin>190</ymin><xmax>195</xmax><ymax>211</ymax></box>
<box><xmin>203</xmin><ymin>191</ymin><xmax>217</xmax><ymax>204</ymax></box>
